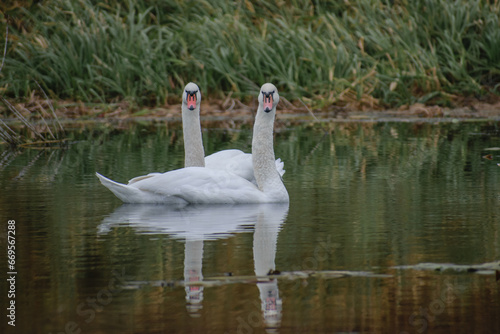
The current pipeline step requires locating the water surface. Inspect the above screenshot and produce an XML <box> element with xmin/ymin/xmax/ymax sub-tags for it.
<box><xmin>1</xmin><ymin>120</ymin><xmax>500</xmax><ymax>333</ymax></box>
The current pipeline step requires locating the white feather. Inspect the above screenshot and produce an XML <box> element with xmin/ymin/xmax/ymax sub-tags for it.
<box><xmin>96</xmin><ymin>83</ymin><xmax>288</xmax><ymax>204</ymax></box>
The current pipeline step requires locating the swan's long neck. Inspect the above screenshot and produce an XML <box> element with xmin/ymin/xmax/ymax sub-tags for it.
<box><xmin>252</xmin><ymin>107</ymin><xmax>288</xmax><ymax>200</ymax></box>
<box><xmin>184</xmin><ymin>240</ymin><xmax>204</xmax><ymax>309</ymax></box>
<box><xmin>182</xmin><ymin>105</ymin><xmax>205</xmax><ymax>167</ymax></box>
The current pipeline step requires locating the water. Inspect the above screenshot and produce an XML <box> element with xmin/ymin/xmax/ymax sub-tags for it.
<box><xmin>1</xmin><ymin>120</ymin><xmax>500</xmax><ymax>334</ymax></box>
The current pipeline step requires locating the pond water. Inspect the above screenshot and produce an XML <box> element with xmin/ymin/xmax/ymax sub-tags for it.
<box><xmin>1</xmin><ymin>119</ymin><xmax>500</xmax><ymax>334</ymax></box>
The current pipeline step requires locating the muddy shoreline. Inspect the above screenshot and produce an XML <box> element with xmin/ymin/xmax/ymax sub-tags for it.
<box><xmin>2</xmin><ymin>98</ymin><xmax>500</xmax><ymax>134</ymax></box>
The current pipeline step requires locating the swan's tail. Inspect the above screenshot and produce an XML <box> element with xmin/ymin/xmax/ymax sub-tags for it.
<box><xmin>96</xmin><ymin>172</ymin><xmax>143</xmax><ymax>203</ymax></box>
<box><xmin>275</xmin><ymin>158</ymin><xmax>285</xmax><ymax>176</ymax></box>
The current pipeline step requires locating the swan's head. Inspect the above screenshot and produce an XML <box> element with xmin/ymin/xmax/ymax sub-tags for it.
<box><xmin>183</xmin><ymin>82</ymin><xmax>201</xmax><ymax>111</ymax></box>
<box><xmin>259</xmin><ymin>83</ymin><xmax>279</xmax><ymax>113</ymax></box>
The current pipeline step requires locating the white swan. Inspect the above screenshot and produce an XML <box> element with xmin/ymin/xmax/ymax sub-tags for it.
<box><xmin>180</xmin><ymin>82</ymin><xmax>285</xmax><ymax>182</ymax></box>
<box><xmin>127</xmin><ymin>82</ymin><xmax>284</xmax><ymax>184</ymax></box>
<box><xmin>96</xmin><ymin>83</ymin><xmax>289</xmax><ymax>204</ymax></box>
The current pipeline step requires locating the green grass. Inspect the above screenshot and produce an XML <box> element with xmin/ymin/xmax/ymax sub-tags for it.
<box><xmin>1</xmin><ymin>0</ymin><xmax>499</xmax><ymax>109</ymax></box>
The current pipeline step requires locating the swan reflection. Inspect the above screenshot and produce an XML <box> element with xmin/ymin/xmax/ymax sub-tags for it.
<box><xmin>184</xmin><ymin>239</ymin><xmax>204</xmax><ymax>316</ymax></box>
<box><xmin>97</xmin><ymin>204</ymin><xmax>259</xmax><ymax>239</ymax></box>
<box><xmin>253</xmin><ymin>204</ymin><xmax>288</xmax><ymax>332</ymax></box>
<box><xmin>98</xmin><ymin>203</ymin><xmax>288</xmax><ymax>328</ymax></box>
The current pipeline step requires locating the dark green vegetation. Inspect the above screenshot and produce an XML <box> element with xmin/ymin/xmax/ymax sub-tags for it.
<box><xmin>1</xmin><ymin>0</ymin><xmax>500</xmax><ymax>108</ymax></box>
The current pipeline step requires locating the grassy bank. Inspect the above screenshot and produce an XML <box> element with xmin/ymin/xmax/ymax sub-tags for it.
<box><xmin>1</xmin><ymin>0</ymin><xmax>500</xmax><ymax>110</ymax></box>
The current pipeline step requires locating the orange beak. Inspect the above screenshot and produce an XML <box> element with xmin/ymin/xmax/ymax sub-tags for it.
<box><xmin>263</xmin><ymin>94</ymin><xmax>273</xmax><ymax>112</ymax></box>
<box><xmin>187</xmin><ymin>93</ymin><xmax>197</xmax><ymax>110</ymax></box>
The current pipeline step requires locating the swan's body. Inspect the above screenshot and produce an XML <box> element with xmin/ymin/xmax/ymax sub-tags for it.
<box><xmin>96</xmin><ymin>83</ymin><xmax>289</xmax><ymax>204</ymax></box>
<box><xmin>205</xmin><ymin>149</ymin><xmax>284</xmax><ymax>185</ymax></box>
<box><xmin>96</xmin><ymin>166</ymin><xmax>283</xmax><ymax>204</ymax></box>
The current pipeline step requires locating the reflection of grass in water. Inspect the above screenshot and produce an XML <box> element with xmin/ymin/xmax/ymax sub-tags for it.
<box><xmin>1</xmin><ymin>0</ymin><xmax>499</xmax><ymax>109</ymax></box>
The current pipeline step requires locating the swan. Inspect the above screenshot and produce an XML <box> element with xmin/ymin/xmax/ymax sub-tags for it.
<box><xmin>180</xmin><ymin>82</ymin><xmax>285</xmax><ymax>182</ymax></box>
<box><xmin>96</xmin><ymin>83</ymin><xmax>289</xmax><ymax>204</ymax></box>
<box><xmin>127</xmin><ymin>82</ymin><xmax>284</xmax><ymax>184</ymax></box>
